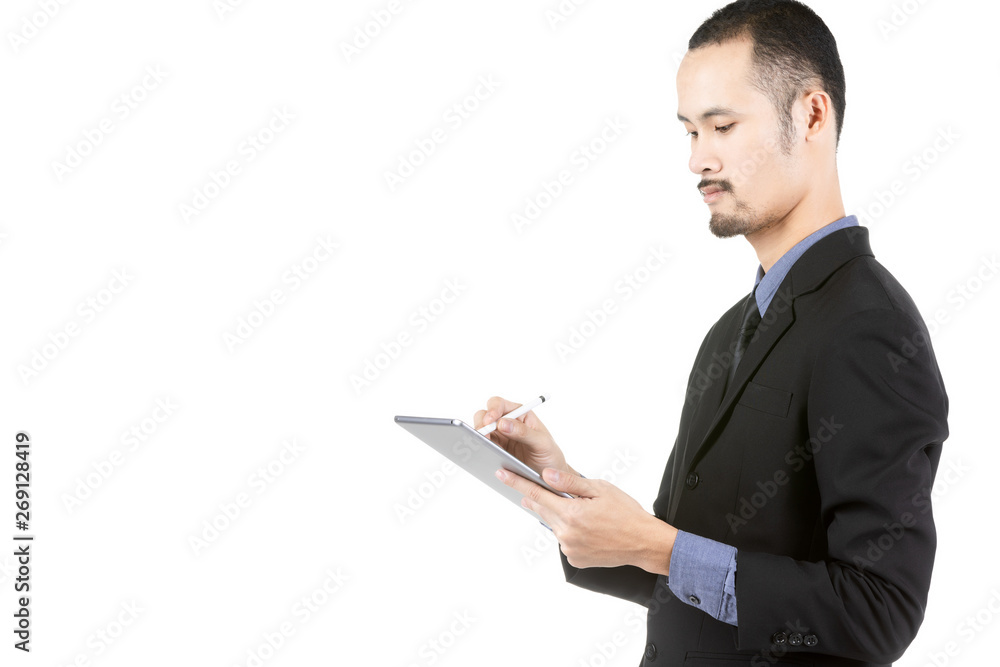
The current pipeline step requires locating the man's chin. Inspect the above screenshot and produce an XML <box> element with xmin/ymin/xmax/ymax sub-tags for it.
<box><xmin>708</xmin><ymin>205</ymin><xmax>778</xmax><ymax>239</ymax></box>
<box><xmin>708</xmin><ymin>214</ymin><xmax>751</xmax><ymax>239</ymax></box>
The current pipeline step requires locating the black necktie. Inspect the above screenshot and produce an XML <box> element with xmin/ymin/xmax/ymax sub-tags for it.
<box><xmin>728</xmin><ymin>286</ymin><xmax>762</xmax><ymax>386</ymax></box>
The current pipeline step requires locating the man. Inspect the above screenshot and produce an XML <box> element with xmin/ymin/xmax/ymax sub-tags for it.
<box><xmin>477</xmin><ymin>1</ymin><xmax>949</xmax><ymax>665</ymax></box>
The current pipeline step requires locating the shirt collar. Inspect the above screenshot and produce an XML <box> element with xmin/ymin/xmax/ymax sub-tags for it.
<box><xmin>752</xmin><ymin>215</ymin><xmax>860</xmax><ymax>316</ymax></box>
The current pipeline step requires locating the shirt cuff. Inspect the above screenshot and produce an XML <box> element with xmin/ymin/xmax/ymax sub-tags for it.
<box><xmin>667</xmin><ymin>529</ymin><xmax>739</xmax><ymax>626</ymax></box>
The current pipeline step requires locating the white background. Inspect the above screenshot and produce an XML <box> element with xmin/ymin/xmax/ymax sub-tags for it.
<box><xmin>1</xmin><ymin>0</ymin><xmax>997</xmax><ymax>665</ymax></box>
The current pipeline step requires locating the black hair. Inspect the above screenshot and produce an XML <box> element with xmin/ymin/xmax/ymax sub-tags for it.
<box><xmin>689</xmin><ymin>0</ymin><xmax>846</xmax><ymax>148</ymax></box>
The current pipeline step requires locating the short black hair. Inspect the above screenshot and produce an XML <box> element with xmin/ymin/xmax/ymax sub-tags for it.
<box><xmin>689</xmin><ymin>0</ymin><xmax>846</xmax><ymax>148</ymax></box>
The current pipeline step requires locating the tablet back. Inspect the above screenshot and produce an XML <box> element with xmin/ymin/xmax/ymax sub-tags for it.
<box><xmin>394</xmin><ymin>415</ymin><xmax>571</xmax><ymax>524</ymax></box>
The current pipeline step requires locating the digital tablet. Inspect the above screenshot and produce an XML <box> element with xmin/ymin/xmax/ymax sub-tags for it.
<box><xmin>394</xmin><ymin>415</ymin><xmax>573</xmax><ymax>525</ymax></box>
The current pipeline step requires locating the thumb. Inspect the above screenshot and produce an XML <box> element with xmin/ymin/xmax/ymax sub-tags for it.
<box><xmin>541</xmin><ymin>468</ymin><xmax>594</xmax><ymax>497</ymax></box>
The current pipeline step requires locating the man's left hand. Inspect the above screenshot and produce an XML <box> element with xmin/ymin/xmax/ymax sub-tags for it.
<box><xmin>496</xmin><ymin>467</ymin><xmax>678</xmax><ymax>575</ymax></box>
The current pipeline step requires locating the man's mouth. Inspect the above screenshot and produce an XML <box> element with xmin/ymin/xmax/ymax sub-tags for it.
<box><xmin>699</xmin><ymin>184</ymin><xmax>727</xmax><ymax>204</ymax></box>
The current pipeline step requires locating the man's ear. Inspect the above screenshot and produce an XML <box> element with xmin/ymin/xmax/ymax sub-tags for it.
<box><xmin>802</xmin><ymin>89</ymin><xmax>834</xmax><ymax>142</ymax></box>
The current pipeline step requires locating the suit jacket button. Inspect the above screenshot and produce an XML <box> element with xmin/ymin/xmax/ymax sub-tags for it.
<box><xmin>788</xmin><ymin>632</ymin><xmax>803</xmax><ymax>646</ymax></box>
<box><xmin>685</xmin><ymin>472</ymin><xmax>700</xmax><ymax>489</ymax></box>
<box><xmin>644</xmin><ymin>642</ymin><xmax>657</xmax><ymax>660</ymax></box>
<box><xmin>771</xmin><ymin>631</ymin><xmax>787</xmax><ymax>645</ymax></box>
<box><xmin>804</xmin><ymin>634</ymin><xmax>818</xmax><ymax>647</ymax></box>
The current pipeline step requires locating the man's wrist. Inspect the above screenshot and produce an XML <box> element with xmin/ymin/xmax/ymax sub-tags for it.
<box><xmin>634</xmin><ymin>514</ymin><xmax>677</xmax><ymax>576</ymax></box>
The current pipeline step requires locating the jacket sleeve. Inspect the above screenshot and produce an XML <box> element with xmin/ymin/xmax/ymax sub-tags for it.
<box><xmin>735</xmin><ymin>307</ymin><xmax>949</xmax><ymax>663</ymax></box>
<box><xmin>558</xmin><ymin>545</ymin><xmax>659</xmax><ymax>608</ymax></box>
<box><xmin>556</xmin><ymin>447</ymin><xmax>676</xmax><ymax>608</ymax></box>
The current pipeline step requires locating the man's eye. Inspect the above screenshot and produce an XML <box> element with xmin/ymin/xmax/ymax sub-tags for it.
<box><xmin>716</xmin><ymin>124</ymin><xmax>734</xmax><ymax>133</ymax></box>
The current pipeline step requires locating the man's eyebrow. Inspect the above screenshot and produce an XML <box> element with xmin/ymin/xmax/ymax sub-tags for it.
<box><xmin>676</xmin><ymin>107</ymin><xmax>738</xmax><ymax>123</ymax></box>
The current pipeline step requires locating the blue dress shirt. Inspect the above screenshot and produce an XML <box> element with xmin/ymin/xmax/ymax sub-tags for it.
<box><xmin>666</xmin><ymin>214</ymin><xmax>859</xmax><ymax>625</ymax></box>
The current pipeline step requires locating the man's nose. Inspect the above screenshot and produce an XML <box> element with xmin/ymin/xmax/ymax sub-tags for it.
<box><xmin>689</xmin><ymin>141</ymin><xmax>721</xmax><ymax>175</ymax></box>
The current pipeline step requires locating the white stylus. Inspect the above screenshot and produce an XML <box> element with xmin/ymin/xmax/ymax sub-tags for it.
<box><xmin>477</xmin><ymin>393</ymin><xmax>551</xmax><ymax>436</ymax></box>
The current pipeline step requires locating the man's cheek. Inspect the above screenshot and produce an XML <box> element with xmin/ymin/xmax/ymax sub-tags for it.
<box><xmin>730</xmin><ymin>142</ymin><xmax>779</xmax><ymax>189</ymax></box>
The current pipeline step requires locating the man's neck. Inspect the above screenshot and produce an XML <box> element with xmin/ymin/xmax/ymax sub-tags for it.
<box><xmin>747</xmin><ymin>193</ymin><xmax>846</xmax><ymax>274</ymax></box>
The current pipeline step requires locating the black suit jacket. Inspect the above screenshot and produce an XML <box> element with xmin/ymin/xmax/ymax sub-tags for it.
<box><xmin>559</xmin><ymin>226</ymin><xmax>949</xmax><ymax>666</ymax></box>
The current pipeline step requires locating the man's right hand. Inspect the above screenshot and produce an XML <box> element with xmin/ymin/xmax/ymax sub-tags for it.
<box><xmin>473</xmin><ymin>396</ymin><xmax>579</xmax><ymax>477</ymax></box>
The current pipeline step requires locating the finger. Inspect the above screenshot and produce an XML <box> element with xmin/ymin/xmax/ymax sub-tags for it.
<box><xmin>495</xmin><ymin>468</ymin><xmax>564</xmax><ymax>515</ymax></box>
<box><xmin>484</xmin><ymin>396</ymin><xmax>522</xmax><ymax>427</ymax></box>
<box><xmin>473</xmin><ymin>409</ymin><xmax>486</xmax><ymax>429</ymax></box>
<box><xmin>501</xmin><ymin>472</ymin><xmax>550</xmax><ymax>521</ymax></box>
<box><xmin>519</xmin><ymin>490</ymin><xmax>557</xmax><ymax>529</ymax></box>
<box><xmin>541</xmin><ymin>468</ymin><xmax>595</xmax><ymax>498</ymax></box>
<box><xmin>494</xmin><ymin>415</ymin><xmax>550</xmax><ymax>449</ymax></box>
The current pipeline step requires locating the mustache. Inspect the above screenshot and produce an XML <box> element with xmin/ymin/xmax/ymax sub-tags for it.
<box><xmin>697</xmin><ymin>179</ymin><xmax>733</xmax><ymax>194</ymax></box>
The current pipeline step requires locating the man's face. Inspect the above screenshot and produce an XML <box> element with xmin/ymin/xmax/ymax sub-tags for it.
<box><xmin>676</xmin><ymin>38</ymin><xmax>805</xmax><ymax>239</ymax></box>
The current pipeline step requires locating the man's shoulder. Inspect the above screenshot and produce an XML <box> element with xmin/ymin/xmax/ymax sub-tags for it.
<box><xmin>808</xmin><ymin>253</ymin><xmax>924</xmax><ymax>322</ymax></box>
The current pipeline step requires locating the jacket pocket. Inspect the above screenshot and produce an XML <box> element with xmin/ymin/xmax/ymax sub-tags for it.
<box><xmin>737</xmin><ymin>381</ymin><xmax>792</xmax><ymax>418</ymax></box>
<box><xmin>684</xmin><ymin>651</ymin><xmax>814</xmax><ymax>666</ymax></box>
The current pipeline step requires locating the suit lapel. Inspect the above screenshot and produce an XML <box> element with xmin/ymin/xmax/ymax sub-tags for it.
<box><xmin>665</xmin><ymin>225</ymin><xmax>874</xmax><ymax>524</ymax></box>
<box><xmin>666</xmin><ymin>302</ymin><xmax>795</xmax><ymax>522</ymax></box>
<box><xmin>692</xmin><ymin>293</ymin><xmax>796</xmax><ymax>457</ymax></box>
